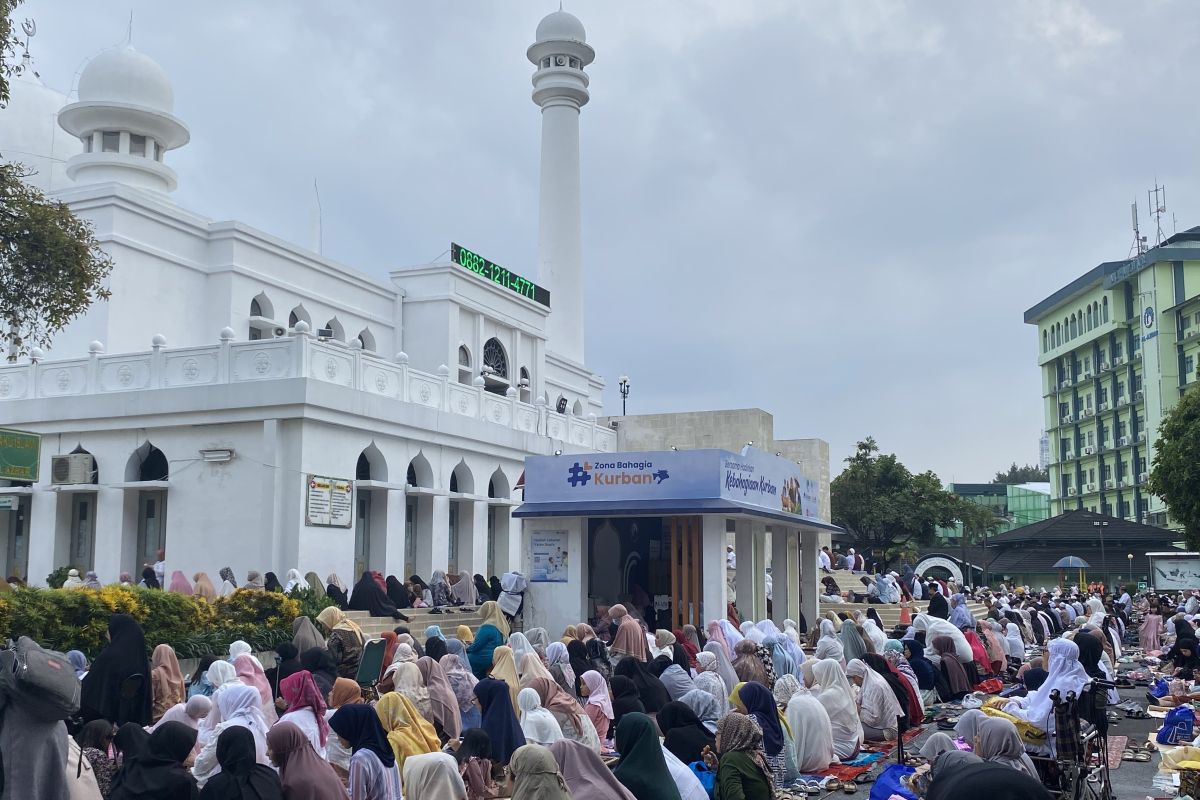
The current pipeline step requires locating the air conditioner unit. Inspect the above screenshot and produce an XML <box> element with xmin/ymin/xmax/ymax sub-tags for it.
<box><xmin>1104</xmin><ymin>479</ymin><xmax>1115</xmax><ymax>490</ymax></box>
<box><xmin>1082</xmin><ymin>408</ymin><xmax>1094</xmax><ymax>418</ymax></box>
<box><xmin>1082</xmin><ymin>371</ymin><xmax>1093</xmax><ymax>380</ymax></box>
<box><xmin>1134</xmin><ymin>350</ymin><xmax>1143</xmax><ymax>359</ymax></box>
<box><xmin>1117</xmin><ymin>396</ymin><xmax>1128</xmax><ymax>406</ymax></box>
<box><xmin>1063</xmin><ymin>413</ymin><xmax>1075</xmax><ymax>424</ymax></box>
<box><xmin>1060</xmin><ymin>380</ymin><xmax>1072</xmax><ymax>390</ymax></box>
<box><xmin>50</xmin><ymin>453</ymin><xmax>93</xmax><ymax>485</ymax></box>
<box><xmin>1085</xmin><ymin>483</ymin><xmax>1097</xmax><ymax>492</ymax></box>
<box><xmin>1065</xmin><ymin>450</ymin><xmax>1076</xmax><ymax>460</ymax></box>
<box><xmin>1098</xmin><ymin>361</ymin><xmax>1110</xmax><ymax>372</ymax></box>
<box><xmin>1187</xmin><ymin>329</ymin><xmax>1200</xmax><ymax>340</ymax></box>
<box><xmin>1098</xmin><ymin>402</ymin><xmax>1109</xmax><ymax>412</ymax></box>
<box><xmin>1067</xmin><ymin>486</ymin><xmax>1077</xmax><ymax>496</ymax></box>
<box><xmin>1118</xmin><ymin>436</ymin><xmax>1130</xmax><ymax>447</ymax></box>
<box><xmin>1136</xmin><ymin>431</ymin><xmax>1145</xmax><ymax>442</ymax></box>
<box><xmin>1113</xmin><ymin>356</ymin><xmax>1126</xmax><ymax>366</ymax></box>
<box><xmin>1134</xmin><ymin>390</ymin><xmax>1144</xmax><ymax>401</ymax></box>
<box><xmin>1083</xmin><ymin>446</ymin><xmax>1095</xmax><ymax>455</ymax></box>
<box><xmin>1139</xmin><ymin>472</ymin><xmax>1148</xmax><ymax>484</ymax></box>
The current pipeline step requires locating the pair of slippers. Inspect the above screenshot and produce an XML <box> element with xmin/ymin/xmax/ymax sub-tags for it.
<box><xmin>1121</xmin><ymin>748</ymin><xmax>1152</xmax><ymax>762</ymax></box>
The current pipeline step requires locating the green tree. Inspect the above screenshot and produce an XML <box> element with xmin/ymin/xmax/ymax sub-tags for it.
<box><xmin>0</xmin><ymin>163</ymin><xmax>113</xmax><ymax>358</ymax></box>
<box><xmin>955</xmin><ymin>498</ymin><xmax>1003</xmax><ymax>587</ymax></box>
<box><xmin>2</xmin><ymin>0</ymin><xmax>27</xmax><ymax>107</ymax></box>
<box><xmin>993</xmin><ymin>462</ymin><xmax>1049</xmax><ymax>484</ymax></box>
<box><xmin>831</xmin><ymin>438</ymin><xmax>963</xmax><ymax>570</ymax></box>
<box><xmin>1147</xmin><ymin>386</ymin><xmax>1200</xmax><ymax>548</ymax></box>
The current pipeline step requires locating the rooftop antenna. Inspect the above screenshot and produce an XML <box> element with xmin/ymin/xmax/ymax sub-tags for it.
<box><xmin>1130</xmin><ymin>201</ymin><xmax>1146</xmax><ymax>257</ymax></box>
<box><xmin>126</xmin><ymin>10</ymin><xmax>133</xmax><ymax>44</ymax></box>
<box><xmin>1149</xmin><ymin>181</ymin><xmax>1167</xmax><ymax>247</ymax></box>
<box><xmin>312</xmin><ymin>179</ymin><xmax>323</xmax><ymax>256</ymax></box>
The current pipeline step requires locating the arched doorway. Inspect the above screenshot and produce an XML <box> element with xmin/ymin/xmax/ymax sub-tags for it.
<box><xmin>125</xmin><ymin>442</ymin><xmax>169</xmax><ymax>576</ymax></box>
<box><xmin>405</xmin><ymin>453</ymin><xmax>434</xmax><ymax>578</ymax></box>
<box><xmin>355</xmin><ymin>444</ymin><xmax>388</xmax><ymax>577</ymax></box>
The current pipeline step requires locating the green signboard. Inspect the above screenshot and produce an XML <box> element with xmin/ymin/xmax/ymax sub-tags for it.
<box><xmin>0</xmin><ymin>428</ymin><xmax>40</xmax><ymax>482</ymax></box>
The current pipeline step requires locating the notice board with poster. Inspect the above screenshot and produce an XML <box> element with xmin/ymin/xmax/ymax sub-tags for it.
<box><xmin>530</xmin><ymin>530</ymin><xmax>568</xmax><ymax>582</ymax></box>
<box><xmin>306</xmin><ymin>475</ymin><xmax>353</xmax><ymax>528</ymax></box>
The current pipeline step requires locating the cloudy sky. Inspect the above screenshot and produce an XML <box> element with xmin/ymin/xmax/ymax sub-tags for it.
<box><xmin>18</xmin><ymin>1</ymin><xmax>1200</xmax><ymax>481</ymax></box>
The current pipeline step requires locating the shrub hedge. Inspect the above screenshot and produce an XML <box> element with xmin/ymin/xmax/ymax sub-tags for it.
<box><xmin>0</xmin><ymin>585</ymin><xmax>303</xmax><ymax>659</ymax></box>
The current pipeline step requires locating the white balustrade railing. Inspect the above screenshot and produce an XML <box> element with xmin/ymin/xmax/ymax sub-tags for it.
<box><xmin>0</xmin><ymin>330</ymin><xmax>616</xmax><ymax>451</ymax></box>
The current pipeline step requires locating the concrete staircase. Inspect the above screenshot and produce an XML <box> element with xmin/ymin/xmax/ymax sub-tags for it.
<box><xmin>343</xmin><ymin>607</ymin><xmax>487</xmax><ymax>643</ymax></box>
<box><xmin>818</xmin><ymin>570</ymin><xmax>990</xmax><ymax>632</ymax></box>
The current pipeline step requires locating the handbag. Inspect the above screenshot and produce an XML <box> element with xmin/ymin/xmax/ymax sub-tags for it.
<box><xmin>1158</xmin><ymin>706</ymin><xmax>1195</xmax><ymax>745</ymax></box>
<box><xmin>974</xmin><ymin>678</ymin><xmax>1003</xmax><ymax>695</ymax></box>
<box><xmin>687</xmin><ymin>760</ymin><xmax>716</xmax><ymax>799</ymax></box>
<box><xmin>1151</xmin><ymin>677</ymin><xmax>1170</xmax><ymax>698</ymax></box>
<box><xmin>869</xmin><ymin>764</ymin><xmax>917</xmax><ymax>800</ymax></box>
<box><xmin>0</xmin><ymin>637</ymin><xmax>81</xmax><ymax>720</ymax></box>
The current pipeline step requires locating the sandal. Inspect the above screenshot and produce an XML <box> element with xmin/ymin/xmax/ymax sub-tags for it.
<box><xmin>1122</xmin><ymin>750</ymin><xmax>1135</xmax><ymax>761</ymax></box>
<box><xmin>825</xmin><ymin>779</ymin><xmax>841</xmax><ymax>791</ymax></box>
<box><xmin>1135</xmin><ymin>751</ymin><xmax>1152</xmax><ymax>762</ymax></box>
<box><xmin>843</xmin><ymin>779</ymin><xmax>858</xmax><ymax>794</ymax></box>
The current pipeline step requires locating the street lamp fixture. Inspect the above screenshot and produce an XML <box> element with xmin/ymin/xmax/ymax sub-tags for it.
<box><xmin>1127</xmin><ymin>553</ymin><xmax>1134</xmax><ymax>591</ymax></box>
<box><xmin>618</xmin><ymin>375</ymin><xmax>630</xmax><ymax>416</ymax></box>
<box><xmin>1092</xmin><ymin>520</ymin><xmax>1109</xmax><ymax>594</ymax></box>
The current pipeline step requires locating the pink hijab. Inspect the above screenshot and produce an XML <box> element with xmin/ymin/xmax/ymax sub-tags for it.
<box><xmin>234</xmin><ymin>653</ymin><xmax>273</xmax><ymax>708</ymax></box>
<box><xmin>167</xmin><ymin>571</ymin><xmax>193</xmax><ymax>594</ymax></box>
<box><xmin>580</xmin><ymin>670</ymin><xmax>613</xmax><ymax>719</ymax></box>
<box><xmin>706</xmin><ymin>620</ymin><xmax>731</xmax><ymax>659</ymax></box>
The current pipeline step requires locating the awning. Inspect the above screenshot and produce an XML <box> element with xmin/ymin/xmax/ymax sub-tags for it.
<box><xmin>513</xmin><ymin>497</ymin><xmax>844</xmax><ymax>532</ymax></box>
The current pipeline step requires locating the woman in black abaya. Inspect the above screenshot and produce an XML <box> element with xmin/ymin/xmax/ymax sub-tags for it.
<box><xmin>82</xmin><ymin>614</ymin><xmax>153</xmax><ymax>725</ymax></box>
<box><xmin>348</xmin><ymin>571</ymin><xmax>408</xmax><ymax>621</ymax></box>
<box><xmin>386</xmin><ymin>575</ymin><xmax>413</xmax><ymax>609</ymax></box>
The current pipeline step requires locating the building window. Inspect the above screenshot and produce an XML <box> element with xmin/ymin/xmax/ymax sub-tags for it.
<box><xmin>1187</xmin><ymin>355</ymin><xmax>1196</xmax><ymax>375</ymax></box>
<box><xmin>357</xmin><ymin>329</ymin><xmax>376</xmax><ymax>352</ymax></box>
<box><xmin>101</xmin><ymin>131</ymin><xmax>119</xmax><ymax>152</ymax></box>
<box><xmin>1083</xmin><ymin>356</ymin><xmax>1091</xmax><ymax>372</ymax></box>
<box><xmin>518</xmin><ymin>367</ymin><xmax>531</xmax><ymax>403</ymax></box>
<box><xmin>129</xmin><ymin>134</ymin><xmax>146</xmax><ymax>156</ymax></box>
<box><xmin>1113</xmin><ymin>341</ymin><xmax>1123</xmax><ymax>358</ymax></box>
<box><xmin>482</xmin><ymin>338</ymin><xmax>508</xmax><ymax>379</ymax></box>
<box><xmin>1087</xmin><ymin>430</ymin><xmax>1094</xmax><ymax>446</ymax></box>
<box><xmin>1102</xmin><ymin>296</ymin><xmax>1109</xmax><ymax>323</ymax></box>
<box><xmin>1086</xmin><ymin>307</ymin><xmax>1093</xmax><ymax>329</ymax></box>
<box><xmin>458</xmin><ymin>345</ymin><xmax>471</xmax><ymax>385</ymax></box>
<box><xmin>1070</xmin><ymin>315</ymin><xmax>1078</xmax><ymax>339</ymax></box>
<box><xmin>1043</xmin><ymin>331</ymin><xmax>1048</xmax><ymax>353</ymax></box>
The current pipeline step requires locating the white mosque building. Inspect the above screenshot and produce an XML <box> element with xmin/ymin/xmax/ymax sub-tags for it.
<box><xmin>0</xmin><ymin>11</ymin><xmax>616</xmax><ymax>587</ymax></box>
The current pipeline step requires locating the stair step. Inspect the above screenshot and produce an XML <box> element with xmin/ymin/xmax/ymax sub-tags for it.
<box><xmin>343</xmin><ymin>608</ymin><xmax>486</xmax><ymax>644</ymax></box>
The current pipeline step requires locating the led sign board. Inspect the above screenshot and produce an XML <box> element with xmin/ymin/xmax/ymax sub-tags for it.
<box><xmin>451</xmin><ymin>242</ymin><xmax>550</xmax><ymax>307</ymax></box>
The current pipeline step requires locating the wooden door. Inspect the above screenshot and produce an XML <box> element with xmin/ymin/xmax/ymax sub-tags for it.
<box><xmin>668</xmin><ymin>516</ymin><xmax>703</xmax><ymax>629</ymax></box>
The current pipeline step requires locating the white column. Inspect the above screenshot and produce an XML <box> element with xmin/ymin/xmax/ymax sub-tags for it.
<box><xmin>701</xmin><ymin>515</ymin><xmax>728</xmax><ymax>624</ymax></box>
<box><xmin>463</xmin><ymin>499</ymin><xmax>489</xmax><ymax>578</ymax></box>
<box><xmin>504</xmin><ymin>509</ymin><xmax>522</xmax><ymax>576</ymax></box>
<box><xmin>93</xmin><ymin>488</ymin><xmax>127</xmax><ymax>582</ymax></box>
<box><xmin>800</xmin><ymin>529</ymin><xmax>819</xmax><ymax>629</ymax></box>
<box><xmin>382</xmin><ymin>490</ymin><xmax>406</xmax><ymax>579</ymax></box>
<box><xmin>751</xmin><ymin>523</ymin><xmax>767</xmax><ymax>621</ymax></box>
<box><xmin>27</xmin><ymin>490</ymin><xmax>58</xmax><ymax>586</ymax></box>
<box><xmin>427</xmin><ymin>494</ymin><xmax>450</xmax><ymax>575</ymax></box>
<box><xmin>734</xmin><ymin>520</ymin><xmax>753</xmax><ymax>619</ymax></box>
<box><xmin>537</xmin><ymin>101</ymin><xmax>585</xmax><ymax>363</ymax></box>
<box><xmin>771</xmin><ymin>526</ymin><xmax>790</xmax><ymax>627</ymax></box>
<box><xmin>787</xmin><ymin>531</ymin><xmax>802</xmax><ymax>623</ymax></box>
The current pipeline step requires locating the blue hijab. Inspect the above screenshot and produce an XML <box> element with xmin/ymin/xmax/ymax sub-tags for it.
<box><xmin>767</xmin><ymin>635</ymin><xmax>795</xmax><ymax>680</ymax></box>
<box><xmin>949</xmin><ymin>594</ymin><xmax>974</xmax><ymax>630</ymax></box>
<box><xmin>736</xmin><ymin>681</ymin><xmax>785</xmax><ymax>757</ymax></box>
<box><xmin>329</xmin><ymin>703</ymin><xmax>396</xmax><ymax>768</ymax></box>
<box><xmin>474</xmin><ymin>677</ymin><xmax>525</xmax><ymax>764</ymax></box>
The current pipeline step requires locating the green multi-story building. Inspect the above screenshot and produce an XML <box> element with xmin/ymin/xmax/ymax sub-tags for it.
<box><xmin>1024</xmin><ymin>228</ymin><xmax>1200</xmax><ymax>526</ymax></box>
<box><xmin>936</xmin><ymin>483</ymin><xmax>1050</xmax><ymax>542</ymax></box>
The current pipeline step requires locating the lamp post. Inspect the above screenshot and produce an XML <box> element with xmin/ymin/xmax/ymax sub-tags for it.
<box><xmin>1092</xmin><ymin>520</ymin><xmax>1109</xmax><ymax>594</ymax></box>
<box><xmin>1127</xmin><ymin>553</ymin><xmax>1134</xmax><ymax>591</ymax></box>
<box><xmin>618</xmin><ymin>375</ymin><xmax>630</xmax><ymax>416</ymax></box>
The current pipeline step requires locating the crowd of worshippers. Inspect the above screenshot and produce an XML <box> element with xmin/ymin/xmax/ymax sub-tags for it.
<box><xmin>5</xmin><ymin>566</ymin><xmax>1171</xmax><ymax>800</ymax></box>
<box><xmin>55</xmin><ymin>563</ymin><xmax>529</xmax><ymax>622</ymax></box>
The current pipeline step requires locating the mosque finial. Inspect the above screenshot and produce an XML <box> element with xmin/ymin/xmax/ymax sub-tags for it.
<box><xmin>126</xmin><ymin>10</ymin><xmax>133</xmax><ymax>44</ymax></box>
<box><xmin>19</xmin><ymin>18</ymin><xmax>35</xmax><ymax>56</ymax></box>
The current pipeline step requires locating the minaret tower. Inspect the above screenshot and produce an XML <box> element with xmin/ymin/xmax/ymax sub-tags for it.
<box><xmin>57</xmin><ymin>45</ymin><xmax>189</xmax><ymax>193</ymax></box>
<box><xmin>528</xmin><ymin>10</ymin><xmax>594</xmax><ymax>365</ymax></box>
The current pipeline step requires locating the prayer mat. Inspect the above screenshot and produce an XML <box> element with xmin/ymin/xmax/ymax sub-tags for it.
<box><xmin>1106</xmin><ymin>735</ymin><xmax>1127</xmax><ymax>770</ymax></box>
<box><xmin>813</xmin><ymin>728</ymin><xmax>925</xmax><ymax>782</ymax></box>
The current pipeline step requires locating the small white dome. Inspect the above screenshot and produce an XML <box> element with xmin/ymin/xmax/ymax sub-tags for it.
<box><xmin>535</xmin><ymin>10</ymin><xmax>586</xmax><ymax>44</ymax></box>
<box><xmin>76</xmin><ymin>45</ymin><xmax>174</xmax><ymax>113</ymax></box>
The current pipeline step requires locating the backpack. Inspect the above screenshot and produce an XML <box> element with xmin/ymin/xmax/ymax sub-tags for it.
<box><xmin>0</xmin><ymin>637</ymin><xmax>81</xmax><ymax>720</ymax></box>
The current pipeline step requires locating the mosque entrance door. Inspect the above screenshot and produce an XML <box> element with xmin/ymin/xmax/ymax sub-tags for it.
<box><xmin>5</xmin><ymin>496</ymin><xmax>29</xmax><ymax>581</ymax></box>
<box><xmin>404</xmin><ymin>498</ymin><xmax>417</xmax><ymax>578</ymax></box>
<box><xmin>69</xmin><ymin>493</ymin><xmax>96</xmax><ymax>572</ymax></box>
<box><xmin>354</xmin><ymin>492</ymin><xmax>371</xmax><ymax>577</ymax></box>
<box><xmin>136</xmin><ymin>490</ymin><xmax>166</xmax><ymax>573</ymax></box>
